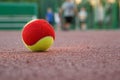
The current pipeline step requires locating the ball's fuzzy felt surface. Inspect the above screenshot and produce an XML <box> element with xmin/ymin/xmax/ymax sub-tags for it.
<box><xmin>22</xmin><ymin>19</ymin><xmax>55</xmax><ymax>51</ymax></box>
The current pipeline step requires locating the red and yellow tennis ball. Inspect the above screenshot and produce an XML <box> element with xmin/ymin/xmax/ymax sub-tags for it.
<box><xmin>22</xmin><ymin>19</ymin><xmax>55</xmax><ymax>52</ymax></box>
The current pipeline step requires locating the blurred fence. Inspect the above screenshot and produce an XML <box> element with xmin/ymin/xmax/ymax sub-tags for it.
<box><xmin>0</xmin><ymin>2</ymin><xmax>38</xmax><ymax>29</ymax></box>
<box><xmin>0</xmin><ymin>0</ymin><xmax>119</xmax><ymax>30</ymax></box>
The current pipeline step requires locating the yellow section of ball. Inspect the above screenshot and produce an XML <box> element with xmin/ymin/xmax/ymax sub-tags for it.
<box><xmin>25</xmin><ymin>36</ymin><xmax>54</xmax><ymax>52</ymax></box>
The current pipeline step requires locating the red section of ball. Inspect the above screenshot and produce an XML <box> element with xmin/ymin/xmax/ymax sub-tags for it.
<box><xmin>22</xmin><ymin>19</ymin><xmax>55</xmax><ymax>45</ymax></box>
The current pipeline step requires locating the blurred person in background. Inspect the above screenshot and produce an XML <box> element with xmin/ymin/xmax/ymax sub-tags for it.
<box><xmin>46</xmin><ymin>8</ymin><xmax>54</xmax><ymax>26</ymax></box>
<box><xmin>105</xmin><ymin>1</ymin><xmax>113</xmax><ymax>27</ymax></box>
<box><xmin>78</xmin><ymin>7</ymin><xmax>88</xmax><ymax>30</ymax></box>
<box><xmin>54</xmin><ymin>8</ymin><xmax>61</xmax><ymax>31</ymax></box>
<box><xmin>60</xmin><ymin>0</ymin><xmax>77</xmax><ymax>30</ymax></box>
<box><xmin>95</xmin><ymin>2</ymin><xmax>104</xmax><ymax>28</ymax></box>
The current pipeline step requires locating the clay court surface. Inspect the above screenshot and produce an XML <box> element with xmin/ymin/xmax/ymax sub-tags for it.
<box><xmin>0</xmin><ymin>30</ymin><xmax>120</xmax><ymax>80</ymax></box>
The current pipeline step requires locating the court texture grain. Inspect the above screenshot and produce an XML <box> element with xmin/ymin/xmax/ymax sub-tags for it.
<box><xmin>0</xmin><ymin>30</ymin><xmax>120</xmax><ymax>80</ymax></box>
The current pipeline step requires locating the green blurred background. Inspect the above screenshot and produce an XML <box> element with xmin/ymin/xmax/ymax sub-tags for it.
<box><xmin>0</xmin><ymin>0</ymin><xmax>119</xmax><ymax>30</ymax></box>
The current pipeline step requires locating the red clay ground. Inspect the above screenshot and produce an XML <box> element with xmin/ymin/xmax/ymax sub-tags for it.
<box><xmin>0</xmin><ymin>30</ymin><xmax>120</xmax><ymax>80</ymax></box>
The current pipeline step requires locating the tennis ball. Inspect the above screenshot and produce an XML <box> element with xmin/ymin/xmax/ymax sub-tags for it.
<box><xmin>22</xmin><ymin>19</ymin><xmax>55</xmax><ymax>52</ymax></box>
